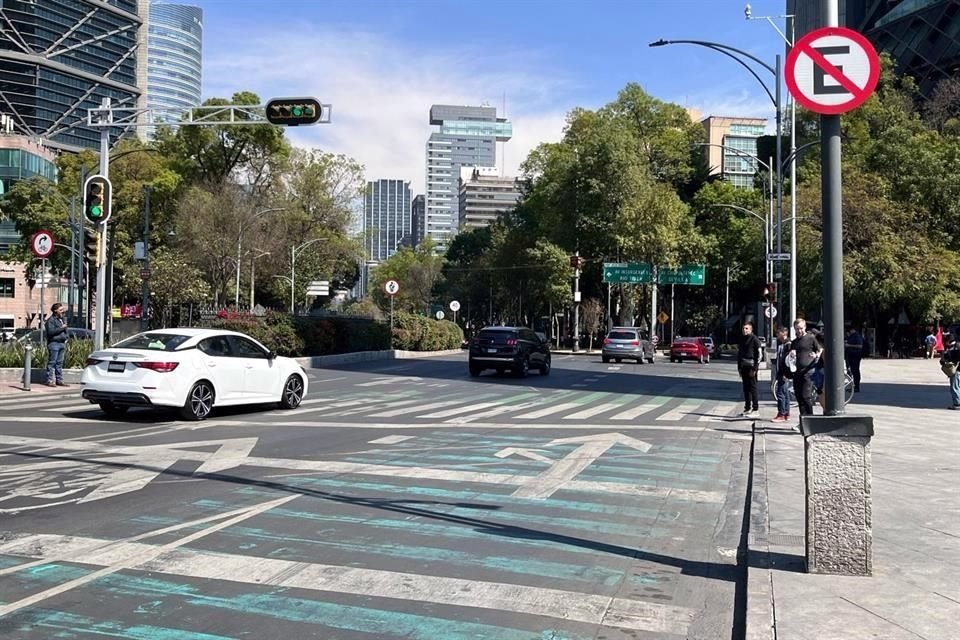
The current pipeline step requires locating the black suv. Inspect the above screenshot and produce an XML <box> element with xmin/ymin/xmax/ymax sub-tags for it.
<box><xmin>468</xmin><ymin>326</ymin><xmax>551</xmax><ymax>377</ymax></box>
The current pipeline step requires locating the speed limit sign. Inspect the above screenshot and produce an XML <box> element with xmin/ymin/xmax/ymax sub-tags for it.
<box><xmin>384</xmin><ymin>280</ymin><xmax>400</xmax><ymax>296</ymax></box>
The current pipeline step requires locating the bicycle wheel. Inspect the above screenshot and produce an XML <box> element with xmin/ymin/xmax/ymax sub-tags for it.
<box><xmin>844</xmin><ymin>371</ymin><xmax>855</xmax><ymax>405</ymax></box>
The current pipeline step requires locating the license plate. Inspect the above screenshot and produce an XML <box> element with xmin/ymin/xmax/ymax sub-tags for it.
<box><xmin>108</xmin><ymin>362</ymin><xmax>125</xmax><ymax>373</ymax></box>
<box><xmin>488</xmin><ymin>348</ymin><xmax>497</xmax><ymax>353</ymax></box>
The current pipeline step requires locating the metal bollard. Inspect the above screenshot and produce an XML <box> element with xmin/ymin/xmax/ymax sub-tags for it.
<box><xmin>23</xmin><ymin>343</ymin><xmax>33</xmax><ymax>391</ymax></box>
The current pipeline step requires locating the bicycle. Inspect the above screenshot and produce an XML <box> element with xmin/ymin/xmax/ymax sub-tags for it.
<box><xmin>770</xmin><ymin>368</ymin><xmax>855</xmax><ymax>408</ymax></box>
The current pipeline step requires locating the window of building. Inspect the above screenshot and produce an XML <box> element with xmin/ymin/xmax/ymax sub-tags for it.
<box><xmin>0</xmin><ymin>278</ymin><xmax>14</xmax><ymax>298</ymax></box>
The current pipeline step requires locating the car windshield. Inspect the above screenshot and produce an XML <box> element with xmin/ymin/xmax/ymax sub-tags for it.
<box><xmin>112</xmin><ymin>333</ymin><xmax>192</xmax><ymax>351</ymax></box>
<box><xmin>608</xmin><ymin>331</ymin><xmax>637</xmax><ymax>340</ymax></box>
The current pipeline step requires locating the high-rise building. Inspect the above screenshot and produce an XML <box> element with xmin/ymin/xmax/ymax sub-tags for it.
<box><xmin>145</xmin><ymin>2</ymin><xmax>203</xmax><ymax>137</ymax></box>
<box><xmin>458</xmin><ymin>167</ymin><xmax>522</xmax><ymax>231</ymax></box>
<box><xmin>700</xmin><ymin>116</ymin><xmax>769</xmax><ymax>189</ymax></box>
<box><xmin>409</xmin><ymin>194</ymin><xmax>425</xmax><ymax>248</ymax></box>
<box><xmin>364</xmin><ymin>179</ymin><xmax>412</xmax><ymax>262</ymax></box>
<box><xmin>0</xmin><ymin>0</ymin><xmax>145</xmax><ymax>151</ymax></box>
<box><xmin>425</xmin><ymin>105</ymin><xmax>512</xmax><ymax>252</ymax></box>
<box><xmin>787</xmin><ymin>0</ymin><xmax>959</xmax><ymax>99</ymax></box>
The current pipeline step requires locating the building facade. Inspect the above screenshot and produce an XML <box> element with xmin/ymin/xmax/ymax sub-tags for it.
<box><xmin>0</xmin><ymin>0</ymin><xmax>146</xmax><ymax>151</ymax></box>
<box><xmin>788</xmin><ymin>0</ymin><xmax>959</xmax><ymax>99</ymax></box>
<box><xmin>364</xmin><ymin>179</ymin><xmax>411</xmax><ymax>262</ymax></box>
<box><xmin>458</xmin><ymin>167</ymin><xmax>522</xmax><ymax>231</ymax></box>
<box><xmin>145</xmin><ymin>2</ymin><xmax>203</xmax><ymax>137</ymax></box>
<box><xmin>408</xmin><ymin>194</ymin><xmax>425</xmax><ymax>248</ymax></box>
<box><xmin>425</xmin><ymin>105</ymin><xmax>511</xmax><ymax>252</ymax></box>
<box><xmin>700</xmin><ymin>116</ymin><xmax>769</xmax><ymax>189</ymax></box>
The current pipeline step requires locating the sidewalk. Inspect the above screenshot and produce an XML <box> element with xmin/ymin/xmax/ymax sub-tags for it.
<box><xmin>747</xmin><ymin>358</ymin><xmax>959</xmax><ymax>639</ymax></box>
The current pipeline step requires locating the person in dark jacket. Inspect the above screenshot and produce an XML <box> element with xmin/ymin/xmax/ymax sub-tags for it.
<box><xmin>940</xmin><ymin>334</ymin><xmax>960</xmax><ymax>410</ymax></box>
<box><xmin>737</xmin><ymin>322</ymin><xmax>762</xmax><ymax>417</ymax></box>
<box><xmin>844</xmin><ymin>326</ymin><xmax>864</xmax><ymax>392</ymax></box>
<box><xmin>45</xmin><ymin>303</ymin><xmax>69</xmax><ymax>387</ymax></box>
<box><xmin>790</xmin><ymin>319</ymin><xmax>822</xmax><ymax>416</ymax></box>
<box><xmin>772</xmin><ymin>326</ymin><xmax>792</xmax><ymax>422</ymax></box>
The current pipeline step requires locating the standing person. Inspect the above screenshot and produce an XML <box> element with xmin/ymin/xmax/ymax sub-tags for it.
<box><xmin>924</xmin><ymin>331</ymin><xmax>937</xmax><ymax>359</ymax></box>
<box><xmin>45</xmin><ymin>303</ymin><xmax>69</xmax><ymax>387</ymax></box>
<box><xmin>737</xmin><ymin>322</ymin><xmax>762</xmax><ymax>418</ymax></box>
<box><xmin>790</xmin><ymin>319</ymin><xmax>822</xmax><ymax>416</ymax></box>
<box><xmin>772</xmin><ymin>326</ymin><xmax>793</xmax><ymax>423</ymax></box>
<box><xmin>940</xmin><ymin>334</ymin><xmax>960</xmax><ymax>410</ymax></box>
<box><xmin>844</xmin><ymin>326</ymin><xmax>864</xmax><ymax>392</ymax></box>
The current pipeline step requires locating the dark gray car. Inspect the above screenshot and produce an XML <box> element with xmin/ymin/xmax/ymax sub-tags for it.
<box><xmin>602</xmin><ymin>327</ymin><xmax>655</xmax><ymax>364</ymax></box>
<box><xmin>468</xmin><ymin>326</ymin><xmax>551</xmax><ymax>377</ymax></box>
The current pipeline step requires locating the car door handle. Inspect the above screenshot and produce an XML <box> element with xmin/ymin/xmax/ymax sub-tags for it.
<box><xmin>207</xmin><ymin>362</ymin><xmax>216</xmax><ymax>368</ymax></box>
<box><xmin>245</xmin><ymin>365</ymin><xmax>254</xmax><ymax>369</ymax></box>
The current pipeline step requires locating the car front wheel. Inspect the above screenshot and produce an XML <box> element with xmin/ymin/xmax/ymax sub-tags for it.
<box><xmin>180</xmin><ymin>380</ymin><xmax>214</xmax><ymax>421</ymax></box>
<box><xmin>280</xmin><ymin>374</ymin><xmax>305</xmax><ymax>409</ymax></box>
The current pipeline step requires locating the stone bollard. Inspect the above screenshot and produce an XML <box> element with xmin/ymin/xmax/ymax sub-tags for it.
<box><xmin>23</xmin><ymin>343</ymin><xmax>33</xmax><ymax>391</ymax></box>
<box><xmin>799</xmin><ymin>415</ymin><xmax>874</xmax><ymax>576</ymax></box>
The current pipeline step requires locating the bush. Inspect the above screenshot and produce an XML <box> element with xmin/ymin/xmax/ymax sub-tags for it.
<box><xmin>0</xmin><ymin>338</ymin><xmax>93</xmax><ymax>369</ymax></box>
<box><xmin>390</xmin><ymin>313</ymin><xmax>462</xmax><ymax>351</ymax></box>
<box><xmin>294</xmin><ymin>316</ymin><xmax>391</xmax><ymax>356</ymax></box>
<box><xmin>207</xmin><ymin>311</ymin><xmax>305</xmax><ymax>357</ymax></box>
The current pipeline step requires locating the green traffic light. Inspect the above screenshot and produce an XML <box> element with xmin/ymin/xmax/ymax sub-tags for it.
<box><xmin>90</xmin><ymin>206</ymin><xmax>102</xmax><ymax>218</ymax></box>
<box><xmin>292</xmin><ymin>106</ymin><xmax>303</xmax><ymax>117</ymax></box>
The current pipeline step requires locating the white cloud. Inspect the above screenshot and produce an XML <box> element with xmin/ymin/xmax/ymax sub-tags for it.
<box><xmin>202</xmin><ymin>23</ymin><xmax>572</xmax><ymax>195</ymax></box>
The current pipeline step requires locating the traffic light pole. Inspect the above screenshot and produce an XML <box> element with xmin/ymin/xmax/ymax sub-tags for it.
<box><xmin>94</xmin><ymin>100</ymin><xmax>110</xmax><ymax>351</ymax></box>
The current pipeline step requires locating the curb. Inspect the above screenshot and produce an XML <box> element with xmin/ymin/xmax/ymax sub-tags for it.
<box><xmin>745</xmin><ymin>424</ymin><xmax>775</xmax><ymax>640</ymax></box>
<box><xmin>0</xmin><ymin>368</ymin><xmax>83</xmax><ymax>385</ymax></box>
<box><xmin>293</xmin><ymin>348</ymin><xmax>463</xmax><ymax>368</ymax></box>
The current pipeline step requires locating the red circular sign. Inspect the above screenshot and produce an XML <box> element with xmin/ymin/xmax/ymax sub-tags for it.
<box><xmin>785</xmin><ymin>27</ymin><xmax>880</xmax><ymax>115</ymax></box>
<box><xmin>30</xmin><ymin>230</ymin><xmax>54</xmax><ymax>259</ymax></box>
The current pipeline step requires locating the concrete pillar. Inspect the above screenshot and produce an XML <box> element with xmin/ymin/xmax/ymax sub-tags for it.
<box><xmin>800</xmin><ymin>415</ymin><xmax>874</xmax><ymax>576</ymax></box>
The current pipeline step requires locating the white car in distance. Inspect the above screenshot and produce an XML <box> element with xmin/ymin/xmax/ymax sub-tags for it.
<box><xmin>81</xmin><ymin>328</ymin><xmax>308</xmax><ymax>420</ymax></box>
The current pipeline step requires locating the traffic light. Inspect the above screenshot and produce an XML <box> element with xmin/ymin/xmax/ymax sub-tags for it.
<box><xmin>763</xmin><ymin>282</ymin><xmax>777</xmax><ymax>302</ymax></box>
<box><xmin>85</xmin><ymin>231</ymin><xmax>101</xmax><ymax>267</ymax></box>
<box><xmin>83</xmin><ymin>175</ymin><xmax>112</xmax><ymax>224</ymax></box>
<box><xmin>569</xmin><ymin>255</ymin><xmax>585</xmax><ymax>270</ymax></box>
<box><xmin>265</xmin><ymin>98</ymin><xmax>323</xmax><ymax>126</ymax></box>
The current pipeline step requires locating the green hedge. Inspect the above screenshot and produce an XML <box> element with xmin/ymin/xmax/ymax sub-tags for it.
<box><xmin>293</xmin><ymin>316</ymin><xmax>391</xmax><ymax>356</ymax></box>
<box><xmin>207</xmin><ymin>312</ymin><xmax>305</xmax><ymax>357</ymax></box>
<box><xmin>0</xmin><ymin>339</ymin><xmax>94</xmax><ymax>369</ymax></box>
<box><xmin>391</xmin><ymin>312</ymin><xmax>463</xmax><ymax>351</ymax></box>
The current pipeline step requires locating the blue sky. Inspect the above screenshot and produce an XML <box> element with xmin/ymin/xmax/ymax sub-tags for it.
<box><xmin>189</xmin><ymin>0</ymin><xmax>791</xmax><ymax>193</ymax></box>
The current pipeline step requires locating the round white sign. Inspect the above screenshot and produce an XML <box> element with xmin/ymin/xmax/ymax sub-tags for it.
<box><xmin>785</xmin><ymin>27</ymin><xmax>880</xmax><ymax>115</ymax></box>
<box><xmin>449</xmin><ymin>300</ymin><xmax>461</xmax><ymax>312</ymax></box>
<box><xmin>435</xmin><ymin>310</ymin><xmax>445</xmax><ymax>320</ymax></box>
<box><xmin>31</xmin><ymin>230</ymin><xmax>54</xmax><ymax>259</ymax></box>
<box><xmin>765</xmin><ymin>305</ymin><xmax>778</xmax><ymax>319</ymax></box>
<box><xmin>384</xmin><ymin>279</ymin><xmax>400</xmax><ymax>296</ymax></box>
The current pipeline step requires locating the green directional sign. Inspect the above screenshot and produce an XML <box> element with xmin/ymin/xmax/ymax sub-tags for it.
<box><xmin>658</xmin><ymin>264</ymin><xmax>706</xmax><ymax>286</ymax></box>
<box><xmin>603</xmin><ymin>262</ymin><xmax>652</xmax><ymax>284</ymax></box>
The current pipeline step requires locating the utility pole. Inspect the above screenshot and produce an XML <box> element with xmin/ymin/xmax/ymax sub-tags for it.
<box><xmin>94</xmin><ymin>97</ymin><xmax>110</xmax><ymax>351</ymax></box>
<box><xmin>650</xmin><ymin>267</ymin><xmax>658</xmax><ymax>344</ymax></box>
<box><xmin>141</xmin><ymin>185</ymin><xmax>151</xmax><ymax>331</ymax></box>
<box><xmin>572</xmin><ymin>251</ymin><xmax>581</xmax><ymax>352</ymax></box>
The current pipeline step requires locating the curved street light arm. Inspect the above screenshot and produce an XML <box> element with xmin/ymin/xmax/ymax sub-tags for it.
<box><xmin>699</xmin><ymin>43</ymin><xmax>777</xmax><ymax>107</ymax></box>
<box><xmin>708</xmin><ymin>203</ymin><xmax>766</xmax><ymax>224</ymax></box>
<box><xmin>781</xmin><ymin>140</ymin><xmax>821</xmax><ymax>172</ymax></box>
<box><xmin>694</xmin><ymin>142</ymin><xmax>772</xmax><ymax>172</ymax></box>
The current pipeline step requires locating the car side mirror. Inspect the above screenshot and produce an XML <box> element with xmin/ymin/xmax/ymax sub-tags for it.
<box><xmin>268</xmin><ymin>350</ymin><xmax>277</xmax><ymax>360</ymax></box>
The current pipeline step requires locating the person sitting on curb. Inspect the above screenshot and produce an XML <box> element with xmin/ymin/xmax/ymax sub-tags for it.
<box><xmin>940</xmin><ymin>334</ymin><xmax>960</xmax><ymax>410</ymax></box>
<box><xmin>45</xmin><ymin>303</ymin><xmax>69</xmax><ymax>387</ymax></box>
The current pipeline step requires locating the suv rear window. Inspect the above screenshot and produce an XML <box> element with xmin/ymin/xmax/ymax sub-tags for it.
<box><xmin>478</xmin><ymin>330</ymin><xmax>517</xmax><ymax>343</ymax></box>
<box><xmin>113</xmin><ymin>333</ymin><xmax>191</xmax><ymax>351</ymax></box>
<box><xmin>607</xmin><ymin>331</ymin><xmax>637</xmax><ymax>340</ymax></box>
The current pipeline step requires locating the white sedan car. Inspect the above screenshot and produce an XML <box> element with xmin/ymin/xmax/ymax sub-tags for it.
<box><xmin>80</xmin><ymin>328</ymin><xmax>308</xmax><ymax>420</ymax></box>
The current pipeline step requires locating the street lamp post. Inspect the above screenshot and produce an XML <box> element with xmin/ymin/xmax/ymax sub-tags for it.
<box><xmin>651</xmin><ymin>36</ymin><xmax>784</xmax><ymax>326</ymax></box>
<box><xmin>290</xmin><ymin>239</ymin><xmax>325</xmax><ymax>314</ymax></box>
<box><xmin>235</xmin><ymin>207</ymin><xmax>285</xmax><ymax>308</ymax></box>
<box><xmin>249</xmin><ymin>250</ymin><xmax>270</xmax><ymax>311</ymax></box>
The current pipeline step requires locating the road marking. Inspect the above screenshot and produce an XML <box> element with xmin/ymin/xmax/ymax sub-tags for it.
<box><xmin>356</xmin><ymin>376</ymin><xmax>423</xmax><ymax>387</ymax></box>
<box><xmin>0</xmin><ymin>533</ymin><xmax>694</xmax><ymax>635</ymax></box>
<box><xmin>0</xmin><ymin>393</ymin><xmax>80</xmax><ymax>406</ymax></box>
<box><xmin>697</xmin><ymin>401</ymin><xmax>740</xmax><ymax>422</ymax></box>
<box><xmin>0</xmin><ymin>495</ymin><xmax>296</xmax><ymax>618</ymax></box>
<box><xmin>610</xmin><ymin>397</ymin><xmax>669</xmax><ymax>420</ymax></box>
<box><xmin>494</xmin><ymin>447</ymin><xmax>552</xmax><ymax>463</ymax></box>
<box><xmin>368</xmin><ymin>435</ymin><xmax>414</xmax><ymax>445</ymax></box>
<box><xmin>307</xmin><ymin>376</ymin><xmax>347</xmax><ymax>383</ymax></box>
<box><xmin>418</xmin><ymin>402</ymin><xmax>505</xmax><ymax>419</ymax></box>
<box><xmin>368</xmin><ymin>400</ymin><xmax>469</xmax><ymax>418</ymax></box>
<box><xmin>41</xmin><ymin>402</ymin><xmax>99</xmax><ymax>413</ymax></box>
<box><xmin>563</xmin><ymin>402</ymin><xmax>627</xmax><ymax>420</ymax></box>
<box><xmin>583</xmin><ymin>378</ymin><xmax>600</xmax><ymax>382</ymax></box>
<box><xmin>657</xmin><ymin>399</ymin><xmax>706</xmax><ymax>421</ymax></box>
<box><xmin>512</xmin><ymin>403</ymin><xmax>582</xmax><ymax>419</ymax></box>
<box><xmin>571</xmin><ymin>383</ymin><xmax>587</xmax><ymax>387</ymax></box>
<box><xmin>513</xmin><ymin>433</ymin><xmax>653</xmax><ymax>499</ymax></box>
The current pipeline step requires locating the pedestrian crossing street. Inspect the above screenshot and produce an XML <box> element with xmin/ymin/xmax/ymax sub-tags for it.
<box><xmin>0</xmin><ymin>380</ymin><xmax>751</xmax><ymax>425</ymax></box>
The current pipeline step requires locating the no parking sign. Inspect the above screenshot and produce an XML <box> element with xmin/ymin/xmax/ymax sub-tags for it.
<box><xmin>785</xmin><ymin>27</ymin><xmax>880</xmax><ymax>115</ymax></box>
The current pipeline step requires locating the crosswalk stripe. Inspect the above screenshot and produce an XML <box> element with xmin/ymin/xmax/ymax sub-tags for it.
<box><xmin>657</xmin><ymin>399</ymin><xmax>706</xmax><ymax>421</ymax></box>
<box><xmin>697</xmin><ymin>401</ymin><xmax>740</xmax><ymax>422</ymax></box>
<box><xmin>512</xmin><ymin>402</ymin><xmax>583</xmax><ymax>419</ymax></box>
<box><xmin>610</xmin><ymin>396</ymin><xmax>669</xmax><ymax>421</ymax></box>
<box><xmin>418</xmin><ymin>401</ymin><xmax>505</xmax><ymax>419</ymax></box>
<box><xmin>563</xmin><ymin>402</ymin><xmax>627</xmax><ymax>420</ymax></box>
<box><xmin>41</xmin><ymin>402</ymin><xmax>97</xmax><ymax>413</ymax></box>
<box><xmin>0</xmin><ymin>394</ymin><xmax>83</xmax><ymax>410</ymax></box>
<box><xmin>368</xmin><ymin>395</ymin><xmax>499</xmax><ymax>418</ymax></box>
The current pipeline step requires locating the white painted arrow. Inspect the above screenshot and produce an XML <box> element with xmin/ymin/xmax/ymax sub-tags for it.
<box><xmin>494</xmin><ymin>447</ymin><xmax>552</xmax><ymax>463</ymax></box>
<box><xmin>513</xmin><ymin>432</ymin><xmax>653</xmax><ymax>500</ymax></box>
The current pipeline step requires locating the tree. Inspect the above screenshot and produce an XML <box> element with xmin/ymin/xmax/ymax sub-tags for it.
<box><xmin>0</xmin><ymin>177</ymin><xmax>72</xmax><ymax>275</ymax></box>
<box><xmin>146</xmin><ymin>248</ymin><xmax>211</xmax><ymax>326</ymax></box>
<box><xmin>582</xmin><ymin>298</ymin><xmax>603</xmax><ymax>350</ymax></box>
<box><xmin>924</xmin><ymin>76</ymin><xmax>960</xmax><ymax>133</ymax></box>
<box><xmin>370</xmin><ymin>240</ymin><xmax>444</xmax><ymax>314</ymax></box>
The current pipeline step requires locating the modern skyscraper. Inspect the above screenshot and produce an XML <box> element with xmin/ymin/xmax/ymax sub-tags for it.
<box><xmin>700</xmin><ymin>116</ymin><xmax>769</xmax><ymax>189</ymax></box>
<box><xmin>145</xmin><ymin>1</ymin><xmax>203</xmax><ymax>136</ymax></box>
<box><xmin>0</xmin><ymin>0</ymin><xmax>145</xmax><ymax>151</ymax></box>
<box><xmin>458</xmin><ymin>167</ymin><xmax>522</xmax><ymax>231</ymax></box>
<box><xmin>425</xmin><ymin>105</ymin><xmax>512</xmax><ymax>251</ymax></box>
<box><xmin>409</xmin><ymin>195</ymin><xmax>425</xmax><ymax>248</ymax></box>
<box><xmin>787</xmin><ymin>0</ymin><xmax>959</xmax><ymax>99</ymax></box>
<box><xmin>364</xmin><ymin>179</ymin><xmax>412</xmax><ymax>262</ymax></box>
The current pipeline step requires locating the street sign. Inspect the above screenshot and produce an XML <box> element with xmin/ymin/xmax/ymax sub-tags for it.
<box><xmin>657</xmin><ymin>264</ymin><xmax>705</xmax><ymax>286</ymax></box>
<box><xmin>657</xmin><ymin>311</ymin><xmax>669</xmax><ymax>325</ymax></box>
<box><xmin>435</xmin><ymin>310</ymin><xmax>445</xmax><ymax>320</ymax></box>
<box><xmin>30</xmin><ymin>230</ymin><xmax>54</xmax><ymax>259</ymax></box>
<box><xmin>306</xmin><ymin>280</ymin><xmax>329</xmax><ymax>296</ymax></box>
<box><xmin>767</xmin><ymin>252</ymin><xmax>791</xmax><ymax>262</ymax></box>
<box><xmin>384</xmin><ymin>279</ymin><xmax>400</xmax><ymax>296</ymax></box>
<box><xmin>602</xmin><ymin>262</ymin><xmax>651</xmax><ymax>284</ymax></box>
<box><xmin>765</xmin><ymin>305</ymin><xmax>778</xmax><ymax>319</ymax></box>
<box><xmin>449</xmin><ymin>300</ymin><xmax>461</xmax><ymax>312</ymax></box>
<box><xmin>139</xmin><ymin>268</ymin><xmax>151</xmax><ymax>280</ymax></box>
<box><xmin>785</xmin><ymin>27</ymin><xmax>880</xmax><ymax>115</ymax></box>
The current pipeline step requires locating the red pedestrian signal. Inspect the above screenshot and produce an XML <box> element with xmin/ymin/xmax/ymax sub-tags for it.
<box><xmin>265</xmin><ymin>98</ymin><xmax>323</xmax><ymax>126</ymax></box>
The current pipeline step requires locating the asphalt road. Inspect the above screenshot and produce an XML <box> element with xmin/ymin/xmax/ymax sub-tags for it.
<box><xmin>0</xmin><ymin>352</ymin><xmax>755</xmax><ymax>640</ymax></box>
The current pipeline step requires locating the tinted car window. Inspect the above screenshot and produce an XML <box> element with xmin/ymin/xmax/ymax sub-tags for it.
<box><xmin>230</xmin><ymin>336</ymin><xmax>268</xmax><ymax>358</ymax></box>
<box><xmin>198</xmin><ymin>336</ymin><xmax>232</xmax><ymax>357</ymax></box>
<box><xmin>478</xmin><ymin>330</ymin><xmax>517</xmax><ymax>344</ymax></box>
<box><xmin>113</xmin><ymin>333</ymin><xmax>191</xmax><ymax>351</ymax></box>
<box><xmin>520</xmin><ymin>329</ymin><xmax>539</xmax><ymax>342</ymax></box>
<box><xmin>608</xmin><ymin>331</ymin><xmax>638</xmax><ymax>340</ymax></box>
